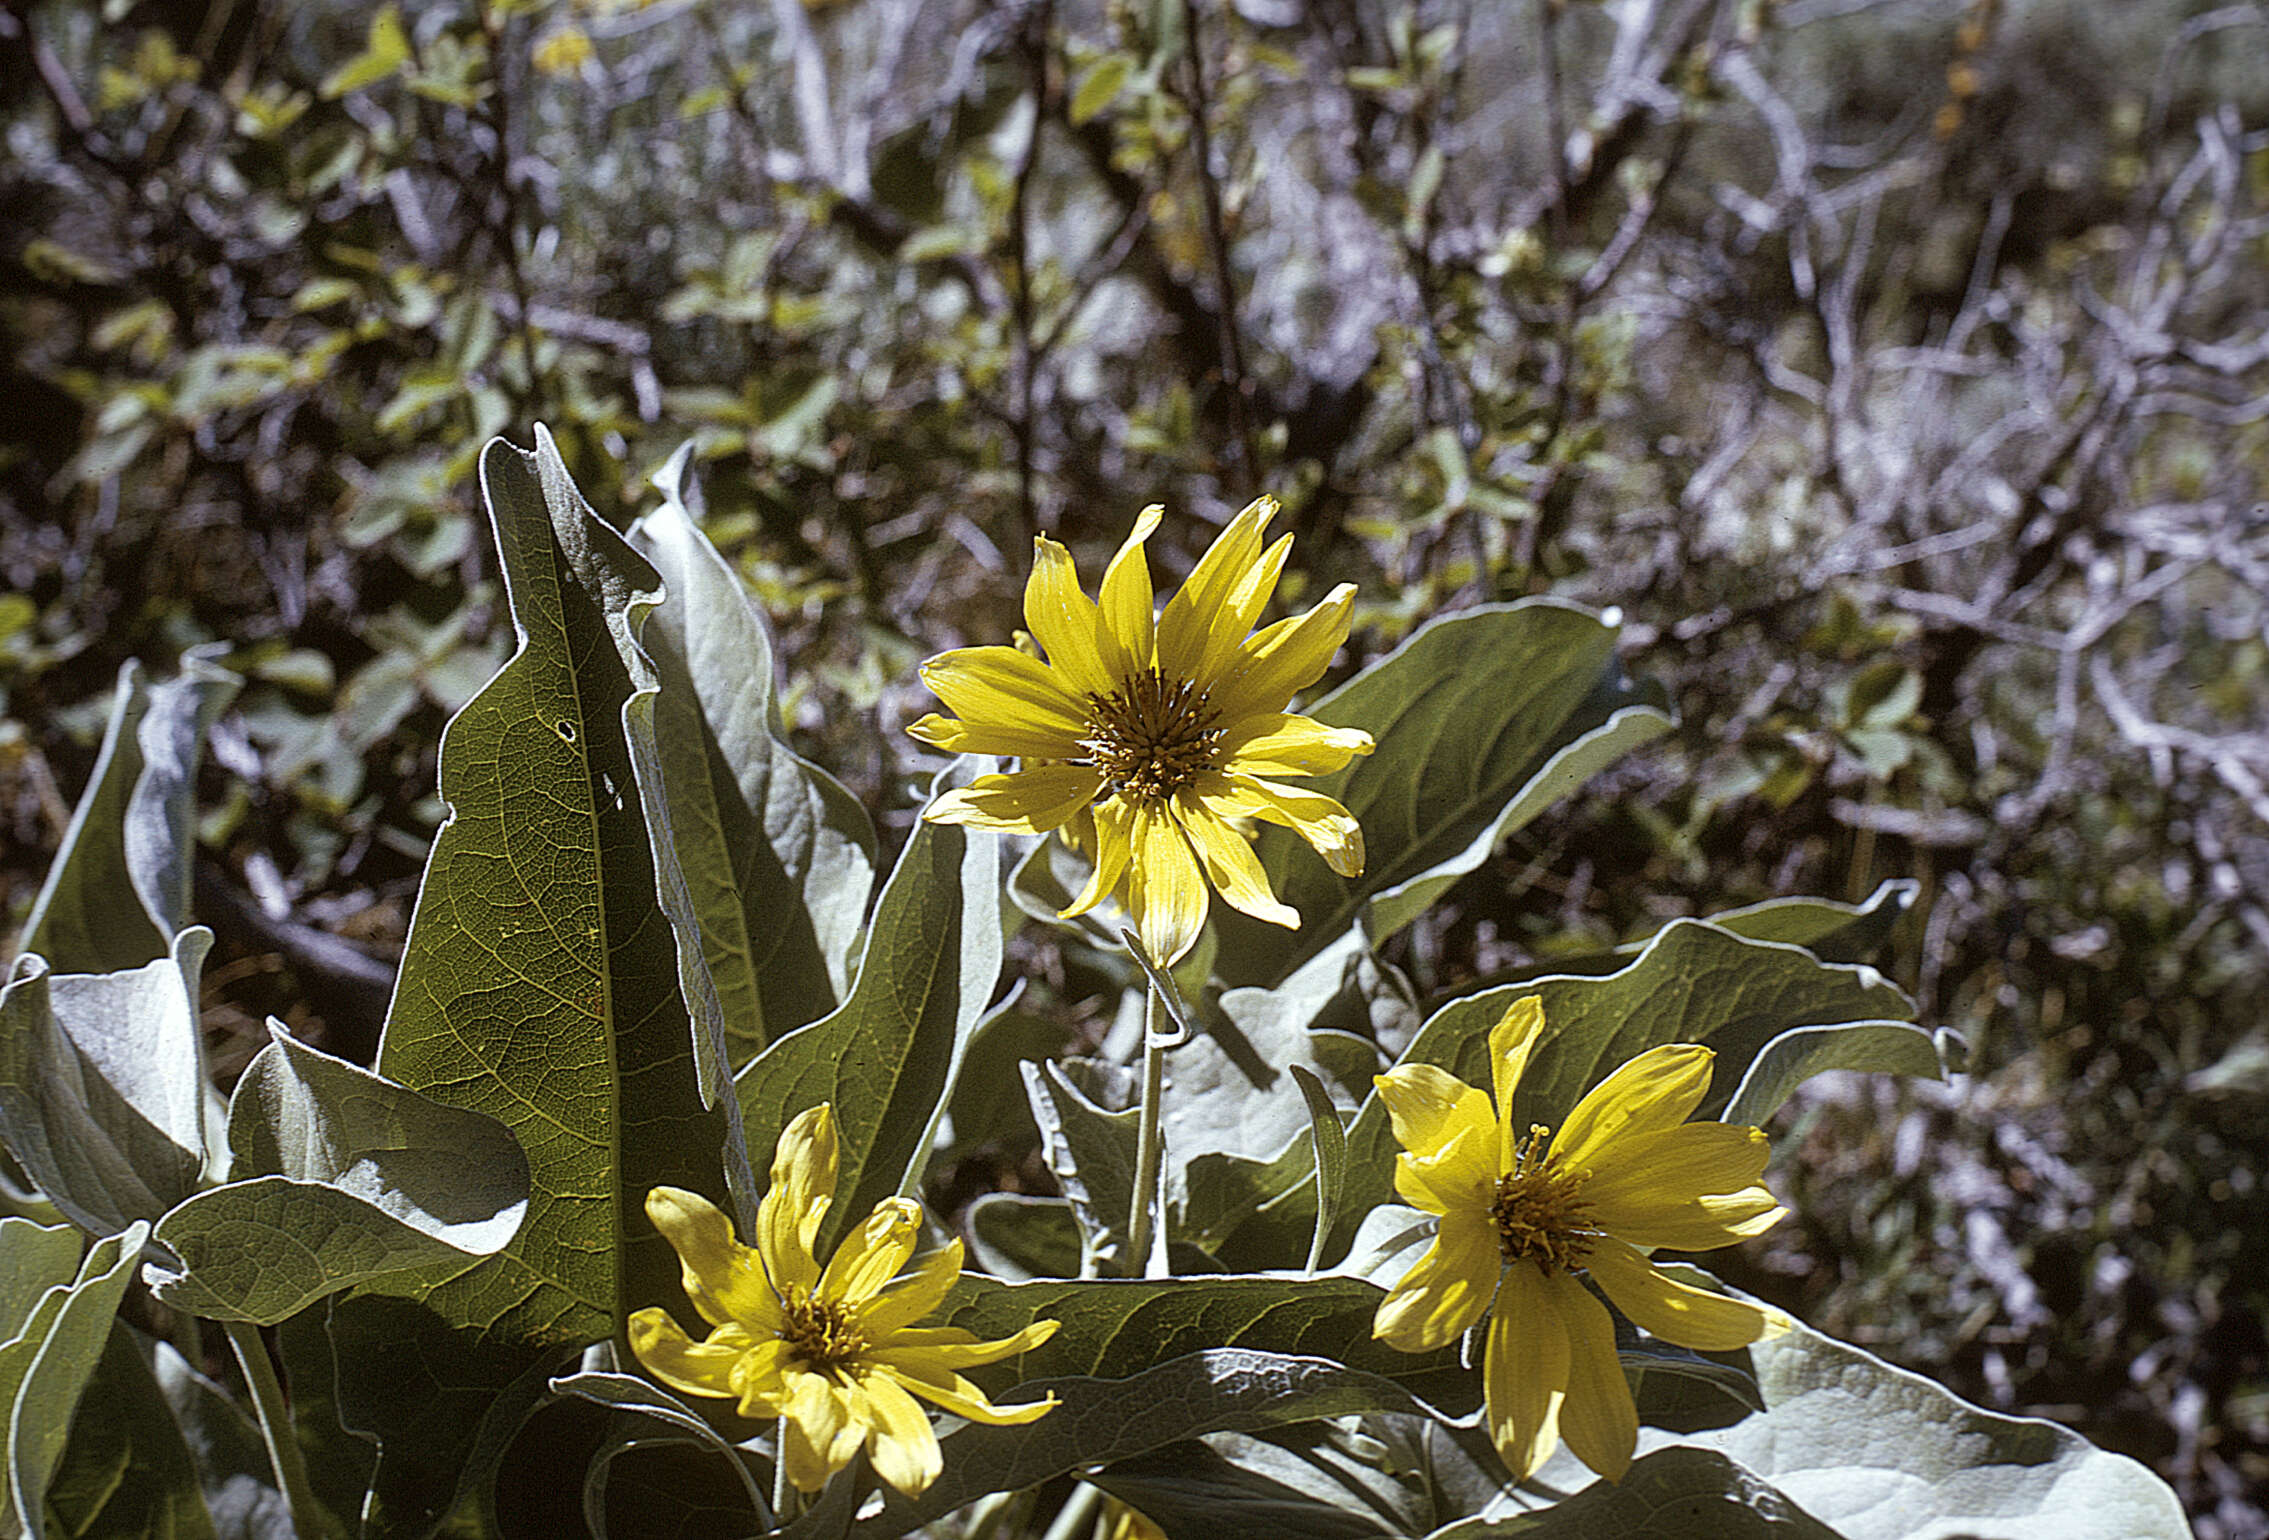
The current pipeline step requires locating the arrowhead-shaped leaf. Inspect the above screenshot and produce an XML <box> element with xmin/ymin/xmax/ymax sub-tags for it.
<box><xmin>335</xmin><ymin>428</ymin><xmax>742</xmax><ymax>1535</ymax></box>
<box><xmin>1215</xmin><ymin>601</ymin><xmax>1673</xmax><ymax>988</ymax></box>
<box><xmin>145</xmin><ymin>1027</ymin><xmax>528</xmax><ymax>1324</ymax></box>
<box><xmin>17</xmin><ymin>650</ymin><xmax>236</xmax><ymax>976</ymax></box>
<box><xmin>1</xmin><ymin>1222</ymin><xmax>147</xmax><ymax>1538</ymax></box>
<box><xmin>41</xmin><ymin>1324</ymin><xmax>221</xmax><ymax>1540</ymax></box>
<box><xmin>733</xmin><ymin>765</ymin><xmax>1000</xmax><ymax>1257</ymax></box>
<box><xmin>633</xmin><ymin>447</ymin><xmax>876</xmax><ymax>1061</ymax></box>
<box><xmin>0</xmin><ymin>931</ymin><xmax>214</xmax><ymax>1238</ymax></box>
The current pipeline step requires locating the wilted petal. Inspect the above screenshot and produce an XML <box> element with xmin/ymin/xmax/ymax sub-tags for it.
<box><xmin>1554</xmin><ymin>1044</ymin><xmax>1716</xmax><ymax>1173</ymax></box>
<box><xmin>854</xmin><ymin>1367</ymin><xmax>944</xmax><ymax>1496</ymax></box>
<box><xmin>1586</xmin><ymin>1238</ymin><xmax>1789</xmax><ymax>1351</ymax></box>
<box><xmin>879</xmin><ymin>1319</ymin><xmax>1058</xmax><ymax>1368</ymax></box>
<box><xmin>1374</xmin><ymin>1063</ymin><xmax>1497</xmax><ymax>1169</ymax></box>
<box><xmin>1487</xmin><ymin>996</ymin><xmax>1545</xmax><ymax>1165</ymax></box>
<box><xmin>626</xmin><ymin>1308</ymin><xmax>744</xmax><ymax>1399</ymax></box>
<box><xmin>780</xmin><ymin>1370</ymin><xmax>860</xmax><ymax>1492</ymax></box>
<box><xmin>755</xmin><ymin>1105</ymin><xmax>837</xmax><ymax>1297</ymax></box>
<box><xmin>882</xmin><ymin>1358</ymin><xmax>1059</xmax><ymax>1426</ymax></box>
<box><xmin>819</xmin><ymin>1196</ymin><xmax>923</xmax><ymax>1308</ymax></box>
<box><xmin>646</xmin><ymin>1186</ymin><xmax>781</xmax><ymax>1331</ymax></box>
<box><xmin>1200</xmin><ymin>772</ymin><xmax>1364</xmax><ymax>876</ymax></box>
<box><xmin>1371</xmin><ymin>1207</ymin><xmax>1497</xmax><ymax>1351</ymax></box>
<box><xmin>1060</xmin><ymin>795</ymin><xmax>1135</xmax><ymax>920</ymax></box>
<box><xmin>860</xmin><ymin>1239</ymin><xmax>965</xmax><ymax>1336</ymax></box>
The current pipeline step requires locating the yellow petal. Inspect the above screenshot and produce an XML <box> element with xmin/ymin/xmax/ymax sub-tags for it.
<box><xmin>879</xmin><ymin>1356</ymin><xmax>1059</xmax><ymax>1426</ymax></box>
<box><xmin>919</xmin><ymin>646</ymin><xmax>1091</xmax><ymax>741</ymax></box>
<box><xmin>726</xmin><ymin>1337</ymin><xmax>796</xmax><ymax>1417</ymax></box>
<box><xmin>1216</xmin><ymin>712</ymin><xmax>1375</xmax><ymax>778</ymax></box>
<box><xmin>1374</xmin><ymin>1062</ymin><xmax>1497</xmax><ymax>1168</ymax></box>
<box><xmin>860</xmin><ymin>1239</ymin><xmax>965</xmax><ymax>1336</ymax></box>
<box><xmin>1122</xmin><ymin>798</ymin><xmax>1208</xmax><ymax>964</ymax></box>
<box><xmin>645</xmin><ymin>1186</ymin><xmax>782</xmax><ymax>1331</ymax></box>
<box><xmin>906</xmin><ymin>712</ymin><xmax>1081</xmax><ymax>761</ymax></box>
<box><xmin>1059</xmin><ymin>795</ymin><xmax>1135</xmax><ymax>920</ymax></box>
<box><xmin>626</xmin><ymin>1308</ymin><xmax>745</xmax><ymax>1400</ymax></box>
<box><xmin>853</xmin><ymin>1366</ymin><xmax>943</xmax><ymax>1496</ymax></box>
<box><xmin>924</xmin><ymin>765</ymin><xmax>1106</xmax><ymax>835</ymax></box>
<box><xmin>1555</xmin><ymin>1279</ymin><xmax>1636</xmax><ymax>1481</ymax></box>
<box><xmin>1553</xmin><ymin>1044</ymin><xmax>1716</xmax><ymax>1172</ymax></box>
<box><xmin>1173</xmin><ymin>795</ymin><xmax>1297</xmax><ymax>929</ymax></box>
<box><xmin>1197</xmin><ymin>772</ymin><xmax>1364</xmax><ymax>876</ymax></box>
<box><xmin>1586</xmin><ymin>1239</ymin><xmax>1788</xmax><ymax>1350</ymax></box>
<box><xmin>1487</xmin><ymin>996</ymin><xmax>1545</xmax><ymax>1168</ymax></box>
<box><xmin>775</xmin><ymin>1369</ymin><xmax>853</xmax><ymax>1496</ymax></box>
<box><xmin>1211</xmin><ymin>581</ymin><xmax>1356</xmax><ymax>722</ymax></box>
<box><xmin>819</xmin><ymin>1197</ymin><xmax>923</xmax><ymax>1307</ymax></box>
<box><xmin>1579</xmin><ymin>1122</ymin><xmax>1779</xmax><ymax>1250</ymax></box>
<box><xmin>756</xmin><ymin>1105</ymin><xmax>837</xmax><ymax>1298</ymax></box>
<box><xmin>1156</xmin><ymin>495</ymin><xmax>1277</xmax><ymax>685</ymax></box>
<box><xmin>870</xmin><ymin>1319</ymin><xmax>1058</xmax><ymax>1369</ymax></box>
<box><xmin>1486</xmin><ymin>1265</ymin><xmax>1570</xmax><ymax>1482</ymax></box>
<box><xmin>1097</xmin><ymin>506</ymin><xmax>1162</xmax><ymax>674</ymax></box>
<box><xmin>1023</xmin><ymin>537</ymin><xmax>1117</xmax><ymax>699</ymax></box>
<box><xmin>1371</xmin><ymin>1207</ymin><xmax>1498</xmax><ymax>1351</ymax></box>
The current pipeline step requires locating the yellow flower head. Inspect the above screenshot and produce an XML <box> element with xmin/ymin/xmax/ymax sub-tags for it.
<box><xmin>911</xmin><ymin>497</ymin><xmax>1374</xmax><ymax>965</ymax></box>
<box><xmin>628</xmin><ymin>1105</ymin><xmax>1059</xmax><ymax>1497</ymax></box>
<box><xmin>1371</xmin><ymin>997</ymin><xmax>1789</xmax><ymax>1484</ymax></box>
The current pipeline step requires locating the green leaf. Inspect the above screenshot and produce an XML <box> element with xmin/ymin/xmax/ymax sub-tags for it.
<box><xmin>0</xmin><ymin>1223</ymin><xmax>82</xmax><ymax>1339</ymax></box>
<box><xmin>318</xmin><ymin>5</ymin><xmax>410</xmax><ymax>99</ymax></box>
<box><xmin>733</xmin><ymin>763</ymin><xmax>1000</xmax><ymax>1257</ymax></box>
<box><xmin>0</xmin><ymin>931</ymin><xmax>214</xmax><ymax>1237</ymax></box>
<box><xmin>145</xmin><ymin>1027</ymin><xmax>528</xmax><ymax>1324</ymax></box>
<box><xmin>149</xmin><ymin>1335</ymin><xmax>294</xmax><ymax>1537</ymax></box>
<box><xmin>1314</xmin><ymin>921</ymin><xmax>1922</xmax><ymax>1264</ymax></box>
<box><xmin>1659</xmin><ymin>1312</ymin><xmax>2192</xmax><ymax>1539</ymax></box>
<box><xmin>547</xmin><ymin>1370</ymin><xmax>770</xmax><ymax>1530</ymax></box>
<box><xmin>1216</xmin><ymin>601</ymin><xmax>1673</xmax><ymax>988</ymax></box>
<box><xmin>1</xmin><ymin>1222</ymin><xmax>147</xmax><ymax>1538</ymax></box>
<box><xmin>632</xmin><ymin>446</ymin><xmax>876</xmax><ymax>1060</ymax></box>
<box><xmin>965</xmin><ymin>1193</ymin><xmax>1084</xmax><ymax>1281</ymax></box>
<box><xmin>18</xmin><ymin>651</ymin><xmax>236</xmax><ymax>975</ymax></box>
<box><xmin>780</xmin><ymin>1350</ymin><xmax>1454</xmax><ymax>1540</ymax></box>
<box><xmin>338</xmin><ymin>428</ymin><xmax>740</xmax><ymax>1535</ymax></box>
<box><xmin>932</xmin><ymin>1274</ymin><xmax>1466</xmax><ymax>1411</ymax></box>
<box><xmin>1673</xmin><ymin>880</ymin><xmax>1916</xmax><ymax>966</ymax></box>
<box><xmin>1429</xmin><ymin>1447</ymin><xmax>1841</xmax><ymax>1538</ymax></box>
<box><xmin>1288</xmin><ymin>1065</ymin><xmax>1346</xmax><ymax>1274</ymax></box>
<box><xmin>41</xmin><ymin>1324</ymin><xmax>220</xmax><ymax>1540</ymax></box>
<box><xmin>1022</xmin><ymin>1060</ymin><xmax>1140</xmax><ymax>1277</ymax></box>
<box><xmin>1069</xmin><ymin>54</ymin><xmax>1133</xmax><ymax>125</ymax></box>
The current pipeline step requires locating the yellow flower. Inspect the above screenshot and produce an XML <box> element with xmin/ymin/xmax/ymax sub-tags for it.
<box><xmin>911</xmin><ymin>497</ymin><xmax>1374</xmax><ymax>964</ymax></box>
<box><xmin>628</xmin><ymin>1105</ymin><xmax>1059</xmax><ymax>1497</ymax></box>
<box><xmin>1101</xmin><ymin>1498</ymin><xmax>1168</xmax><ymax>1540</ymax></box>
<box><xmin>1370</xmin><ymin>997</ymin><xmax>1788</xmax><ymax>1483</ymax></box>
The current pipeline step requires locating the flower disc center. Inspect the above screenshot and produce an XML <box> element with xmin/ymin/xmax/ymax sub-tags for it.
<box><xmin>781</xmin><ymin>1289</ymin><xmax>868</xmax><ymax>1372</ymax></box>
<box><xmin>1081</xmin><ymin>669</ymin><xmax>1224</xmax><ymax>802</ymax></box>
<box><xmin>1491</xmin><ymin>1125</ymin><xmax>1596</xmax><ymax>1274</ymax></box>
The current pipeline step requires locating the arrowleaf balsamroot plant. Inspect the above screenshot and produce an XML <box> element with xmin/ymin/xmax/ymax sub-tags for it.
<box><xmin>0</xmin><ymin>434</ymin><xmax>2193</xmax><ymax>1540</ymax></box>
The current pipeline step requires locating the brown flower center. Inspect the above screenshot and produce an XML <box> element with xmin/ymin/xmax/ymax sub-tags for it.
<box><xmin>1081</xmin><ymin>669</ymin><xmax>1224</xmax><ymax>802</ymax></box>
<box><xmin>780</xmin><ymin>1288</ymin><xmax>867</xmax><ymax>1372</ymax></box>
<box><xmin>1490</xmin><ymin>1124</ymin><xmax>1596</xmax><ymax>1275</ymax></box>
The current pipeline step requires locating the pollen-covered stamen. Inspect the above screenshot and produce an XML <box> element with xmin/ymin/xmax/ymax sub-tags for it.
<box><xmin>1080</xmin><ymin>669</ymin><xmax>1225</xmax><ymax>802</ymax></box>
<box><xmin>1490</xmin><ymin>1124</ymin><xmax>1597</xmax><ymax>1275</ymax></box>
<box><xmin>780</xmin><ymin>1288</ymin><xmax>868</xmax><ymax>1372</ymax></box>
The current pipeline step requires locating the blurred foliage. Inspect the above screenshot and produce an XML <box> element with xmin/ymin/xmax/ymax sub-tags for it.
<box><xmin>2</xmin><ymin>0</ymin><xmax>2265</xmax><ymax>1532</ymax></box>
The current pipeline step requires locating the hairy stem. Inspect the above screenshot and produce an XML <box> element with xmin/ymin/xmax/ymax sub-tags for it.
<box><xmin>224</xmin><ymin>1320</ymin><xmax>343</xmax><ymax>1540</ymax></box>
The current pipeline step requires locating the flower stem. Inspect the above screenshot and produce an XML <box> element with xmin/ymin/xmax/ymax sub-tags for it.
<box><xmin>772</xmin><ymin>1417</ymin><xmax>798</xmax><ymax>1521</ymax></box>
<box><xmin>223</xmin><ymin>1319</ymin><xmax>342</xmax><ymax>1540</ymax></box>
<box><xmin>1126</xmin><ymin>981</ymin><xmax>1168</xmax><ymax>1279</ymax></box>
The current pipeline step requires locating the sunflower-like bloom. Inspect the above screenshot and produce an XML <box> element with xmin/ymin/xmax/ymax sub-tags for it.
<box><xmin>910</xmin><ymin>497</ymin><xmax>1374</xmax><ymax>965</ymax></box>
<box><xmin>628</xmin><ymin>1105</ymin><xmax>1059</xmax><ymax>1497</ymax></box>
<box><xmin>1371</xmin><ymin>997</ymin><xmax>1789</xmax><ymax>1483</ymax></box>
